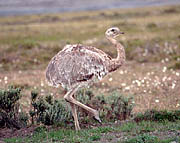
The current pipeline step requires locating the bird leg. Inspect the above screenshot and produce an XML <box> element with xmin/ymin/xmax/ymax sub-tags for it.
<box><xmin>64</xmin><ymin>87</ymin><xmax>80</xmax><ymax>130</ymax></box>
<box><xmin>64</xmin><ymin>84</ymin><xmax>101</xmax><ymax>129</ymax></box>
<box><xmin>69</xmin><ymin>102</ymin><xmax>80</xmax><ymax>130</ymax></box>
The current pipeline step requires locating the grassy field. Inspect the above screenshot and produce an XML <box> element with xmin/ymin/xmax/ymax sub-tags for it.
<box><xmin>0</xmin><ymin>4</ymin><xmax>180</xmax><ymax>143</ymax></box>
<box><xmin>3</xmin><ymin>120</ymin><xmax>180</xmax><ymax>143</ymax></box>
<box><xmin>0</xmin><ymin>5</ymin><xmax>180</xmax><ymax>70</ymax></box>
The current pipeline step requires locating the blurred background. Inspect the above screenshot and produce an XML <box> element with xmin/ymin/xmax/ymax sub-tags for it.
<box><xmin>0</xmin><ymin>0</ymin><xmax>180</xmax><ymax>16</ymax></box>
<box><xmin>0</xmin><ymin>0</ymin><xmax>180</xmax><ymax>113</ymax></box>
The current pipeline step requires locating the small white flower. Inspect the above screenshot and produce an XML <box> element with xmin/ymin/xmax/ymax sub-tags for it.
<box><xmin>119</xmin><ymin>70</ymin><xmax>124</xmax><ymax>74</ymax></box>
<box><xmin>4</xmin><ymin>76</ymin><xmax>8</xmax><ymax>81</ymax></box>
<box><xmin>50</xmin><ymin>93</ymin><xmax>54</xmax><ymax>96</ymax></box>
<box><xmin>176</xmin><ymin>104</ymin><xmax>180</xmax><ymax>107</ymax></box>
<box><xmin>109</xmin><ymin>77</ymin><xmax>113</xmax><ymax>82</ymax></box>
<box><xmin>0</xmin><ymin>79</ymin><xmax>1</xmax><ymax>82</ymax></box>
<box><xmin>5</xmin><ymin>80</ymin><xmax>8</xmax><ymax>84</ymax></box>
<box><xmin>41</xmin><ymin>82</ymin><xmax>44</xmax><ymax>87</ymax></box>
<box><xmin>41</xmin><ymin>89</ymin><xmax>44</xmax><ymax>92</ymax></box>
<box><xmin>137</xmin><ymin>81</ymin><xmax>141</xmax><ymax>87</ymax></box>
<box><xmin>132</xmin><ymin>80</ymin><xmax>136</xmax><ymax>84</ymax></box>
<box><xmin>132</xmin><ymin>101</ymin><xmax>135</xmax><ymax>104</ymax></box>
<box><xmin>155</xmin><ymin>99</ymin><xmax>159</xmax><ymax>103</ymax></box>
<box><xmin>34</xmin><ymin>58</ymin><xmax>38</xmax><ymax>62</ymax></box>
<box><xmin>124</xmin><ymin>86</ymin><xmax>130</xmax><ymax>91</ymax></box>
<box><xmin>162</xmin><ymin>66</ymin><xmax>167</xmax><ymax>73</ymax></box>
<box><xmin>176</xmin><ymin>72</ymin><xmax>180</xmax><ymax>76</ymax></box>
<box><xmin>141</xmin><ymin>79</ymin><xmax>145</xmax><ymax>83</ymax></box>
<box><xmin>18</xmin><ymin>70</ymin><xmax>22</xmax><ymax>74</ymax></box>
<box><xmin>168</xmin><ymin>77</ymin><xmax>171</xmax><ymax>81</ymax></box>
<box><xmin>172</xmin><ymin>83</ymin><xmax>176</xmax><ymax>89</ymax></box>
<box><xmin>121</xmin><ymin>83</ymin><xmax>126</xmax><ymax>86</ymax></box>
<box><xmin>18</xmin><ymin>108</ymin><xmax>21</xmax><ymax>113</ymax></box>
<box><xmin>170</xmin><ymin>69</ymin><xmax>174</xmax><ymax>72</ymax></box>
<box><xmin>147</xmin><ymin>72</ymin><xmax>151</xmax><ymax>76</ymax></box>
<box><xmin>165</xmin><ymin>58</ymin><xmax>169</xmax><ymax>62</ymax></box>
<box><xmin>162</xmin><ymin>76</ymin><xmax>167</xmax><ymax>82</ymax></box>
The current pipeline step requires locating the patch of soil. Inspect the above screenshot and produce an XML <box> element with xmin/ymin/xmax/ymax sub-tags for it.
<box><xmin>0</xmin><ymin>126</ymin><xmax>36</xmax><ymax>140</ymax></box>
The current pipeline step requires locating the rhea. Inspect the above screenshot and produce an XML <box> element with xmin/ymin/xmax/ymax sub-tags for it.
<box><xmin>46</xmin><ymin>27</ymin><xmax>126</xmax><ymax>130</ymax></box>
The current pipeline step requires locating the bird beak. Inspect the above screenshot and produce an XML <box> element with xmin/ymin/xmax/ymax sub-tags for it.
<box><xmin>119</xmin><ymin>31</ymin><xmax>125</xmax><ymax>34</ymax></box>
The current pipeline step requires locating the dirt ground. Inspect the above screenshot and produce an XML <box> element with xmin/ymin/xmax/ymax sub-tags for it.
<box><xmin>0</xmin><ymin>126</ymin><xmax>36</xmax><ymax>140</ymax></box>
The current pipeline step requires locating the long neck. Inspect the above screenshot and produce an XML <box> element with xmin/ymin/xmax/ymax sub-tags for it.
<box><xmin>106</xmin><ymin>36</ymin><xmax>126</xmax><ymax>72</ymax></box>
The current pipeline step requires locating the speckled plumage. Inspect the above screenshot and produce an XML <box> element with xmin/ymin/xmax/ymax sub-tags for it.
<box><xmin>46</xmin><ymin>44</ymin><xmax>111</xmax><ymax>89</ymax></box>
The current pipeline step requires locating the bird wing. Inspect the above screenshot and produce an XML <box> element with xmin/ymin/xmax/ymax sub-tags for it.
<box><xmin>74</xmin><ymin>46</ymin><xmax>108</xmax><ymax>81</ymax></box>
<box><xmin>46</xmin><ymin>44</ymin><xmax>109</xmax><ymax>88</ymax></box>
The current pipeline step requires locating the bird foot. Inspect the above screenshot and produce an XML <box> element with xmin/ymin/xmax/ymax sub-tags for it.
<box><xmin>75</xmin><ymin>126</ymin><xmax>81</xmax><ymax>131</ymax></box>
<box><xmin>93</xmin><ymin>115</ymin><xmax>102</xmax><ymax>124</ymax></box>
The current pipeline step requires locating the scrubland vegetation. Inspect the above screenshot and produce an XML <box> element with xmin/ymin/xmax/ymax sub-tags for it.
<box><xmin>0</xmin><ymin>4</ymin><xmax>180</xmax><ymax>143</ymax></box>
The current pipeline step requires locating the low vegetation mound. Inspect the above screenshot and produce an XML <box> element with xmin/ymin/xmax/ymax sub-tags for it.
<box><xmin>0</xmin><ymin>87</ymin><xmax>134</xmax><ymax>129</ymax></box>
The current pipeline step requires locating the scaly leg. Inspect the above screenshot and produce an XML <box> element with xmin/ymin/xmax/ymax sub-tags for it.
<box><xmin>64</xmin><ymin>84</ymin><xmax>101</xmax><ymax>128</ymax></box>
<box><xmin>64</xmin><ymin>87</ymin><xmax>79</xmax><ymax>130</ymax></box>
<box><xmin>69</xmin><ymin>100</ymin><xmax>80</xmax><ymax>130</ymax></box>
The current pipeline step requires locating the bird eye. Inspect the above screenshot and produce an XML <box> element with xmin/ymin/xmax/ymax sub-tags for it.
<box><xmin>111</xmin><ymin>29</ymin><xmax>115</xmax><ymax>32</ymax></box>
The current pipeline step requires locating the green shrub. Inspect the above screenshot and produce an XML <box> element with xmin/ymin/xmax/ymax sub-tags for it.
<box><xmin>124</xmin><ymin>134</ymin><xmax>158</xmax><ymax>143</ymax></box>
<box><xmin>105</xmin><ymin>92</ymin><xmax>134</xmax><ymax>121</ymax></box>
<box><xmin>134</xmin><ymin>109</ymin><xmax>180</xmax><ymax>122</ymax></box>
<box><xmin>30</xmin><ymin>92</ymin><xmax>72</xmax><ymax>125</ymax></box>
<box><xmin>0</xmin><ymin>86</ymin><xmax>21</xmax><ymax>112</ymax></box>
<box><xmin>76</xmin><ymin>89</ymin><xmax>93</xmax><ymax>105</ymax></box>
<box><xmin>0</xmin><ymin>86</ymin><xmax>28</xmax><ymax>129</ymax></box>
<box><xmin>76</xmin><ymin>90</ymin><xmax>134</xmax><ymax>122</ymax></box>
<box><xmin>0</xmin><ymin>87</ymin><xmax>135</xmax><ymax>128</ymax></box>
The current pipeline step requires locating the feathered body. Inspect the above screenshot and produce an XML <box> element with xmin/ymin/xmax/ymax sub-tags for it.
<box><xmin>46</xmin><ymin>44</ymin><xmax>112</xmax><ymax>89</ymax></box>
<box><xmin>45</xmin><ymin>27</ymin><xmax>126</xmax><ymax>130</ymax></box>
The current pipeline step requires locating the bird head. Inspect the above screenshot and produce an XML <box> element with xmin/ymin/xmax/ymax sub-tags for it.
<box><xmin>105</xmin><ymin>27</ymin><xmax>124</xmax><ymax>38</ymax></box>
